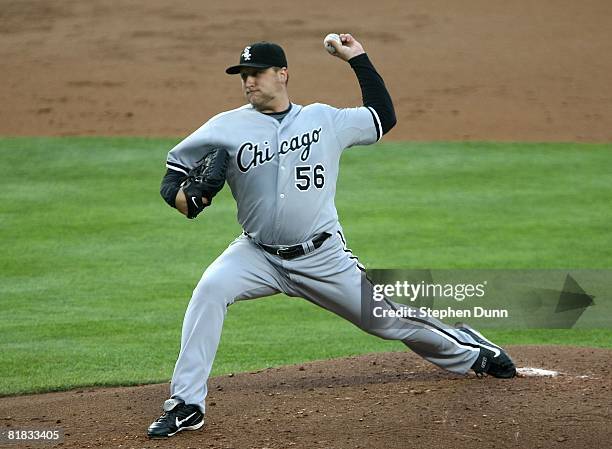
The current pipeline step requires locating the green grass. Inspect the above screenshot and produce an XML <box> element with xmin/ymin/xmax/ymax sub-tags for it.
<box><xmin>1</xmin><ymin>138</ymin><xmax>611</xmax><ymax>396</ymax></box>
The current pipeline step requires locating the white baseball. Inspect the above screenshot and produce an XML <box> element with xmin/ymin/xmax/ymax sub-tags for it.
<box><xmin>323</xmin><ymin>33</ymin><xmax>341</xmax><ymax>55</ymax></box>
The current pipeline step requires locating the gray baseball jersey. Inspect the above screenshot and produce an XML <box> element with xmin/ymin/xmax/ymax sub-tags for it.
<box><xmin>164</xmin><ymin>102</ymin><xmax>483</xmax><ymax>413</ymax></box>
<box><xmin>166</xmin><ymin>103</ymin><xmax>381</xmax><ymax>244</ymax></box>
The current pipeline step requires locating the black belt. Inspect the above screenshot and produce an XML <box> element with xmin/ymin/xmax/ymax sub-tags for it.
<box><xmin>257</xmin><ymin>233</ymin><xmax>331</xmax><ymax>260</ymax></box>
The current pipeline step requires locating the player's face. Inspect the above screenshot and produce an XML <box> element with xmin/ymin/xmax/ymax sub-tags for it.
<box><xmin>240</xmin><ymin>67</ymin><xmax>288</xmax><ymax>112</ymax></box>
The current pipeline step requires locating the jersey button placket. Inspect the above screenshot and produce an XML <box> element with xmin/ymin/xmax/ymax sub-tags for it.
<box><xmin>276</xmin><ymin>133</ymin><xmax>290</xmax><ymax>204</ymax></box>
<box><xmin>277</xmin><ymin>149</ymin><xmax>287</xmax><ymax>206</ymax></box>
<box><xmin>279</xmin><ymin>166</ymin><xmax>287</xmax><ymax>199</ymax></box>
<box><xmin>272</xmin><ymin>124</ymin><xmax>288</xmax><ymax>241</ymax></box>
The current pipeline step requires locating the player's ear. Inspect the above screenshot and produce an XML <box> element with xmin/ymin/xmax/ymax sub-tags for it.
<box><xmin>276</xmin><ymin>67</ymin><xmax>288</xmax><ymax>86</ymax></box>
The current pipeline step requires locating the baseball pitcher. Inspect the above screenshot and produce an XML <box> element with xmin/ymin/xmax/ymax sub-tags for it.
<box><xmin>148</xmin><ymin>34</ymin><xmax>516</xmax><ymax>439</ymax></box>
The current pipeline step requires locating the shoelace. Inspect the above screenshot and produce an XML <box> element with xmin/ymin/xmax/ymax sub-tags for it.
<box><xmin>155</xmin><ymin>411</ymin><xmax>177</xmax><ymax>422</ymax></box>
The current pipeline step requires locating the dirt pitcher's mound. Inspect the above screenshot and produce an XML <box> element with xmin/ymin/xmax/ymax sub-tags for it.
<box><xmin>1</xmin><ymin>346</ymin><xmax>610</xmax><ymax>449</ymax></box>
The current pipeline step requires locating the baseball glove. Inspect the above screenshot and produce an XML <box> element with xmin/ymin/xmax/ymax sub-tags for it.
<box><xmin>181</xmin><ymin>148</ymin><xmax>229</xmax><ymax>219</ymax></box>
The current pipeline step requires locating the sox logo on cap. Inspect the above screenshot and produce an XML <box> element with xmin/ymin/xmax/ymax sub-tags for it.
<box><xmin>242</xmin><ymin>46</ymin><xmax>252</xmax><ymax>61</ymax></box>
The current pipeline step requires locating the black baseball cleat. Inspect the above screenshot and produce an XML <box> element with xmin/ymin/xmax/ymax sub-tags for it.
<box><xmin>455</xmin><ymin>323</ymin><xmax>517</xmax><ymax>379</ymax></box>
<box><xmin>147</xmin><ymin>398</ymin><xmax>204</xmax><ymax>438</ymax></box>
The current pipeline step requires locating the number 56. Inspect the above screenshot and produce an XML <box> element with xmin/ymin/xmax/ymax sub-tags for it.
<box><xmin>295</xmin><ymin>164</ymin><xmax>325</xmax><ymax>191</ymax></box>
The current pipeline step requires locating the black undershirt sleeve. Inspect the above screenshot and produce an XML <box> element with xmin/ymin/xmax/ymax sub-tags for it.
<box><xmin>348</xmin><ymin>53</ymin><xmax>397</xmax><ymax>136</ymax></box>
<box><xmin>160</xmin><ymin>168</ymin><xmax>187</xmax><ymax>208</ymax></box>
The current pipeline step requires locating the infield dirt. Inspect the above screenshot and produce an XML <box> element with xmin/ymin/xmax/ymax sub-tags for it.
<box><xmin>1</xmin><ymin>1</ymin><xmax>611</xmax><ymax>448</ymax></box>
<box><xmin>1</xmin><ymin>0</ymin><xmax>611</xmax><ymax>141</ymax></box>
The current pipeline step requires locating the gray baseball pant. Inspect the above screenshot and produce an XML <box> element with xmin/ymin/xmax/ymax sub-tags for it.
<box><xmin>170</xmin><ymin>232</ymin><xmax>481</xmax><ymax>411</ymax></box>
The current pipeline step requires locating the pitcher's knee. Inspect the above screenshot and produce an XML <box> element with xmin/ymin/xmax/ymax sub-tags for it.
<box><xmin>360</xmin><ymin>324</ymin><xmax>403</xmax><ymax>341</ymax></box>
<box><xmin>191</xmin><ymin>274</ymin><xmax>235</xmax><ymax>308</ymax></box>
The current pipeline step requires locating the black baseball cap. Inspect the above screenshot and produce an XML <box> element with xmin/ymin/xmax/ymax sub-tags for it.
<box><xmin>225</xmin><ymin>42</ymin><xmax>288</xmax><ymax>75</ymax></box>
